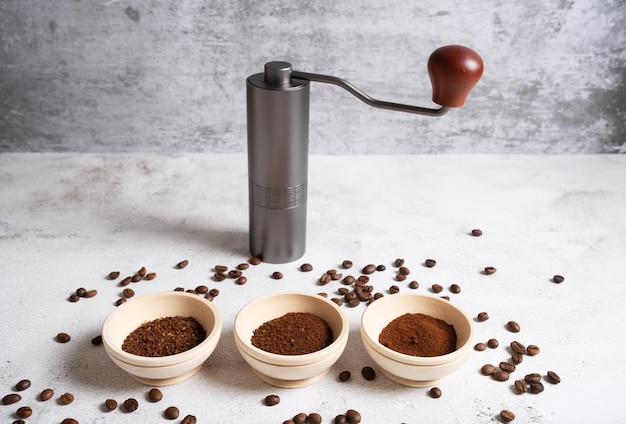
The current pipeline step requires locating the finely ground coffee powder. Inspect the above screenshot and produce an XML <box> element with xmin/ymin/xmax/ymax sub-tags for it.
<box><xmin>379</xmin><ymin>313</ymin><xmax>457</xmax><ymax>357</ymax></box>
<box><xmin>122</xmin><ymin>316</ymin><xmax>206</xmax><ymax>357</ymax></box>
<box><xmin>251</xmin><ymin>312</ymin><xmax>333</xmax><ymax>355</ymax></box>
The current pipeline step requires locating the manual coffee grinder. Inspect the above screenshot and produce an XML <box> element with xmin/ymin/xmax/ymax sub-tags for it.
<box><xmin>247</xmin><ymin>45</ymin><xmax>483</xmax><ymax>263</ymax></box>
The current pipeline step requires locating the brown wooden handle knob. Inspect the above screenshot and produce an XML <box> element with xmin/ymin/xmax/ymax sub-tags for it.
<box><xmin>428</xmin><ymin>45</ymin><xmax>484</xmax><ymax>107</ymax></box>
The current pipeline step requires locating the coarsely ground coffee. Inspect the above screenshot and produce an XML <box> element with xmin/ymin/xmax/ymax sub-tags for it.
<box><xmin>379</xmin><ymin>312</ymin><xmax>457</xmax><ymax>357</ymax></box>
<box><xmin>122</xmin><ymin>316</ymin><xmax>206</xmax><ymax>357</ymax></box>
<box><xmin>251</xmin><ymin>312</ymin><xmax>333</xmax><ymax>355</ymax></box>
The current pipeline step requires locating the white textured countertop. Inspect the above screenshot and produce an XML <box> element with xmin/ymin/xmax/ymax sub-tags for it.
<box><xmin>0</xmin><ymin>153</ymin><xmax>624</xmax><ymax>424</ymax></box>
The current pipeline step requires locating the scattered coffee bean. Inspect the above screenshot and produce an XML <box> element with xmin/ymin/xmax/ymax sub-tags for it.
<box><xmin>91</xmin><ymin>335</ymin><xmax>103</xmax><ymax>345</ymax></box>
<box><xmin>61</xmin><ymin>419</ymin><xmax>78</xmax><ymax>424</ymax></box>
<box><xmin>376</xmin><ymin>264</ymin><xmax>386</xmax><ymax>271</ymax></box>
<box><xmin>214</xmin><ymin>265</ymin><xmax>228</xmax><ymax>272</ymax></box>
<box><xmin>181</xmin><ymin>414</ymin><xmax>197</xmax><ymax>424</ymax></box>
<box><xmin>471</xmin><ymin>229</ymin><xmax>483</xmax><ymax>236</ymax></box>
<box><xmin>264</xmin><ymin>394</ymin><xmax>280</xmax><ymax>406</ymax></box>
<box><xmin>526</xmin><ymin>344</ymin><xmax>540</xmax><ymax>356</ymax></box>
<box><xmin>500</xmin><ymin>409</ymin><xmax>515</xmax><ymax>422</ymax></box>
<box><xmin>84</xmin><ymin>289</ymin><xmax>98</xmax><ymax>298</ymax></box>
<box><xmin>236</xmin><ymin>276</ymin><xmax>247</xmax><ymax>285</ymax></box>
<box><xmin>546</xmin><ymin>370</ymin><xmax>561</xmax><ymax>384</ymax></box>
<box><xmin>474</xmin><ymin>342</ymin><xmax>487</xmax><ymax>351</ymax></box>
<box><xmin>552</xmin><ymin>274</ymin><xmax>565</xmax><ymax>283</ymax></box>
<box><xmin>300</xmin><ymin>263</ymin><xmax>313</xmax><ymax>272</ymax></box>
<box><xmin>15</xmin><ymin>379</ymin><xmax>30</xmax><ymax>391</ymax></box>
<box><xmin>123</xmin><ymin>398</ymin><xmax>138</xmax><ymax>412</ymax></box>
<box><xmin>395</xmin><ymin>273</ymin><xmax>406</xmax><ymax>281</ymax></box>
<box><xmin>249</xmin><ymin>256</ymin><xmax>262</xmax><ymax>265</ymax></box>
<box><xmin>347</xmin><ymin>298</ymin><xmax>360</xmax><ymax>307</ymax></box>
<box><xmin>408</xmin><ymin>280</ymin><xmax>419</xmax><ymax>289</ymax></box>
<box><xmin>136</xmin><ymin>266</ymin><xmax>146</xmax><ymax>277</ymax></box>
<box><xmin>338</xmin><ymin>370</ymin><xmax>351</xmax><ymax>382</ymax></box>
<box><xmin>345</xmin><ymin>409</ymin><xmax>362</xmax><ymax>424</ymax></box>
<box><xmin>122</xmin><ymin>288</ymin><xmax>135</xmax><ymax>298</ymax></box>
<box><xmin>39</xmin><ymin>388</ymin><xmax>54</xmax><ymax>401</ymax></box>
<box><xmin>480</xmin><ymin>364</ymin><xmax>496</xmax><ymax>376</ymax></box>
<box><xmin>176</xmin><ymin>260</ymin><xmax>189</xmax><ymax>269</ymax></box>
<box><xmin>76</xmin><ymin>287</ymin><xmax>87</xmax><ymax>297</ymax></box>
<box><xmin>131</xmin><ymin>274</ymin><xmax>143</xmax><ymax>282</ymax></box>
<box><xmin>483</xmin><ymin>266</ymin><xmax>497</xmax><ymax>275</ymax></box>
<box><xmin>16</xmin><ymin>406</ymin><xmax>33</xmax><ymax>418</ymax></box>
<box><xmin>361</xmin><ymin>366</ymin><xmax>376</xmax><ymax>380</ymax></box>
<box><xmin>429</xmin><ymin>387</ymin><xmax>442</xmax><ymax>398</ymax></box>
<box><xmin>477</xmin><ymin>312</ymin><xmax>489</xmax><ymax>322</ymax></box>
<box><xmin>362</xmin><ymin>264</ymin><xmax>376</xmax><ymax>274</ymax></box>
<box><xmin>389</xmin><ymin>285</ymin><xmax>400</xmax><ymax>294</ymax></box>
<box><xmin>331</xmin><ymin>298</ymin><xmax>343</xmax><ymax>307</ymax></box>
<box><xmin>195</xmin><ymin>285</ymin><xmax>209</xmax><ymax>294</ymax></box>
<box><xmin>373</xmin><ymin>292</ymin><xmax>384</xmax><ymax>300</ymax></box>
<box><xmin>342</xmin><ymin>260</ymin><xmax>353</xmax><ymax>269</ymax></box>
<box><xmin>213</xmin><ymin>272</ymin><xmax>226</xmax><ymax>281</ymax></box>
<box><xmin>440</xmin><ymin>295</ymin><xmax>450</xmax><ymax>300</ymax></box>
<box><xmin>56</xmin><ymin>332</ymin><xmax>71</xmax><ymax>343</ymax></box>
<box><xmin>511</xmin><ymin>353</ymin><xmax>524</xmax><ymax>365</ymax></box>
<box><xmin>449</xmin><ymin>284</ymin><xmax>461</xmax><ymax>294</ymax></box>
<box><xmin>393</xmin><ymin>258</ymin><xmax>405</xmax><ymax>267</ymax></box>
<box><xmin>524</xmin><ymin>373</ymin><xmax>542</xmax><ymax>383</ymax></box>
<box><xmin>59</xmin><ymin>392</ymin><xmax>74</xmax><ymax>405</ymax></box>
<box><xmin>108</xmin><ymin>271</ymin><xmax>120</xmax><ymax>280</ymax></box>
<box><xmin>271</xmin><ymin>271</ymin><xmax>283</xmax><ymax>279</ymax></box>
<box><xmin>514</xmin><ymin>379</ymin><xmax>528</xmax><ymax>394</ymax></box>
<box><xmin>492</xmin><ymin>370</ymin><xmax>510</xmax><ymax>381</ymax></box>
<box><xmin>487</xmin><ymin>338</ymin><xmax>499</xmax><ymax>348</ymax></box>
<box><xmin>510</xmin><ymin>341</ymin><xmax>526</xmax><ymax>355</ymax></box>
<box><xmin>424</xmin><ymin>259</ymin><xmax>437</xmax><ymax>267</ymax></box>
<box><xmin>228</xmin><ymin>270</ymin><xmax>243</xmax><ymax>278</ymax></box>
<box><xmin>506</xmin><ymin>321</ymin><xmax>521</xmax><ymax>333</ymax></box>
<box><xmin>174</xmin><ymin>287</ymin><xmax>185</xmax><ymax>292</ymax></box>
<box><xmin>68</xmin><ymin>294</ymin><xmax>80</xmax><ymax>302</ymax></box>
<box><xmin>237</xmin><ymin>263</ymin><xmax>249</xmax><ymax>270</ymax></box>
<box><xmin>334</xmin><ymin>415</ymin><xmax>347</xmax><ymax>424</ymax></box>
<box><xmin>209</xmin><ymin>288</ymin><xmax>220</xmax><ymax>297</ymax></box>
<box><xmin>341</xmin><ymin>275</ymin><xmax>355</xmax><ymax>285</ymax></box>
<box><xmin>398</xmin><ymin>266</ymin><xmax>411</xmax><ymax>275</ymax></box>
<box><xmin>164</xmin><ymin>406</ymin><xmax>179</xmax><ymax>419</ymax></box>
<box><xmin>2</xmin><ymin>393</ymin><xmax>21</xmax><ymax>405</ymax></box>
<box><xmin>104</xmin><ymin>399</ymin><xmax>117</xmax><ymax>410</ymax></box>
<box><xmin>357</xmin><ymin>275</ymin><xmax>369</xmax><ymax>283</ymax></box>
<box><xmin>431</xmin><ymin>284</ymin><xmax>443</xmax><ymax>293</ymax></box>
<box><xmin>148</xmin><ymin>388</ymin><xmax>163</xmax><ymax>402</ymax></box>
<box><xmin>119</xmin><ymin>276</ymin><xmax>132</xmax><ymax>286</ymax></box>
<box><xmin>499</xmin><ymin>362</ymin><xmax>516</xmax><ymax>373</ymax></box>
<box><xmin>319</xmin><ymin>273</ymin><xmax>332</xmax><ymax>285</ymax></box>
<box><xmin>115</xmin><ymin>298</ymin><xmax>127</xmax><ymax>307</ymax></box>
<box><xmin>317</xmin><ymin>292</ymin><xmax>327</xmax><ymax>298</ymax></box>
<box><xmin>293</xmin><ymin>412</ymin><xmax>308</xmax><ymax>424</ymax></box>
<box><xmin>186</xmin><ymin>289</ymin><xmax>197</xmax><ymax>295</ymax></box>
<box><xmin>529</xmin><ymin>381</ymin><xmax>544</xmax><ymax>394</ymax></box>
<box><xmin>308</xmin><ymin>413</ymin><xmax>323</xmax><ymax>424</ymax></box>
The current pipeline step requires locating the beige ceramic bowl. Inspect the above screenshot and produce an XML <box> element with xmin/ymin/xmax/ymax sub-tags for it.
<box><xmin>234</xmin><ymin>292</ymin><xmax>349</xmax><ymax>388</ymax></box>
<box><xmin>360</xmin><ymin>293</ymin><xmax>474</xmax><ymax>387</ymax></box>
<box><xmin>102</xmin><ymin>291</ymin><xmax>222</xmax><ymax>386</ymax></box>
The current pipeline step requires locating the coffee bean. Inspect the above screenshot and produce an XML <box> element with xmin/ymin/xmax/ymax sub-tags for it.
<box><xmin>264</xmin><ymin>394</ymin><xmax>280</xmax><ymax>406</ymax></box>
<box><xmin>394</xmin><ymin>258</ymin><xmax>405</xmax><ymax>267</ymax></box>
<box><xmin>119</xmin><ymin>276</ymin><xmax>132</xmax><ymax>286</ymax></box>
<box><xmin>317</xmin><ymin>292</ymin><xmax>328</xmax><ymax>298</ymax></box>
<box><xmin>228</xmin><ymin>270</ymin><xmax>243</xmax><ymax>278</ymax></box>
<box><xmin>209</xmin><ymin>288</ymin><xmax>220</xmax><ymax>297</ymax></box>
<box><xmin>115</xmin><ymin>298</ymin><xmax>127</xmax><ymax>306</ymax></box>
<box><xmin>395</xmin><ymin>273</ymin><xmax>406</xmax><ymax>281</ymax></box>
<box><xmin>480</xmin><ymin>364</ymin><xmax>496</xmax><ymax>375</ymax></box>
<box><xmin>137</xmin><ymin>266</ymin><xmax>146</xmax><ymax>277</ymax></box>
<box><xmin>181</xmin><ymin>414</ymin><xmax>197</xmax><ymax>424</ymax></box>
<box><xmin>59</xmin><ymin>392</ymin><xmax>74</xmax><ymax>405</ymax></box>
<box><xmin>389</xmin><ymin>285</ymin><xmax>400</xmax><ymax>294</ymax></box>
<box><xmin>214</xmin><ymin>265</ymin><xmax>228</xmax><ymax>272</ymax></box>
<box><xmin>376</xmin><ymin>264</ymin><xmax>386</xmax><ymax>271</ymax></box>
<box><xmin>334</xmin><ymin>415</ymin><xmax>347</xmax><ymax>424</ymax></box>
<box><xmin>213</xmin><ymin>272</ymin><xmax>226</xmax><ymax>281</ymax></box>
<box><xmin>164</xmin><ymin>406</ymin><xmax>179</xmax><ymax>419</ymax></box>
<box><xmin>449</xmin><ymin>284</ymin><xmax>461</xmax><ymax>294</ymax></box>
<box><xmin>319</xmin><ymin>273</ymin><xmax>332</xmax><ymax>285</ymax></box>
<box><xmin>361</xmin><ymin>366</ymin><xmax>376</xmax><ymax>380</ymax></box>
<box><xmin>293</xmin><ymin>412</ymin><xmax>308</xmax><ymax>424</ymax></box>
<box><xmin>68</xmin><ymin>294</ymin><xmax>80</xmax><ymax>302</ymax></box>
<box><xmin>408</xmin><ymin>280</ymin><xmax>419</xmax><ymax>289</ymax></box>
<box><xmin>186</xmin><ymin>289</ymin><xmax>197</xmax><ymax>294</ymax></box>
<box><xmin>341</xmin><ymin>275</ymin><xmax>355</xmax><ymax>285</ymax></box>
<box><xmin>514</xmin><ymin>379</ymin><xmax>528</xmax><ymax>394</ymax></box>
<box><xmin>56</xmin><ymin>332</ymin><xmax>71</xmax><ymax>343</ymax></box>
<box><xmin>342</xmin><ymin>260</ymin><xmax>353</xmax><ymax>269</ymax></box>
<box><xmin>338</xmin><ymin>370</ymin><xmax>351</xmax><ymax>382</ymax></box>
<box><xmin>499</xmin><ymin>362</ymin><xmax>516</xmax><ymax>373</ymax></box>
<box><xmin>237</xmin><ymin>263</ymin><xmax>250</xmax><ymax>270</ymax></box>
<box><xmin>357</xmin><ymin>275</ymin><xmax>369</xmax><ymax>283</ymax></box>
<box><xmin>271</xmin><ymin>271</ymin><xmax>283</xmax><ymax>279</ymax></box>
<box><xmin>510</xmin><ymin>341</ymin><xmax>526</xmax><ymax>354</ymax></box>
<box><xmin>84</xmin><ymin>289</ymin><xmax>98</xmax><ymax>298</ymax></box>
<box><xmin>483</xmin><ymin>266</ymin><xmax>497</xmax><ymax>275</ymax></box>
<box><xmin>429</xmin><ymin>387</ymin><xmax>442</xmax><ymax>398</ymax></box>
<box><xmin>474</xmin><ymin>342</ymin><xmax>487</xmax><ymax>351</ymax></box>
<box><xmin>148</xmin><ymin>388</ymin><xmax>163</xmax><ymax>402</ymax></box>
<box><xmin>2</xmin><ymin>393</ymin><xmax>21</xmax><ymax>405</ymax></box>
<box><xmin>424</xmin><ymin>259</ymin><xmax>437</xmax><ymax>267</ymax></box>
<box><xmin>398</xmin><ymin>266</ymin><xmax>411</xmax><ymax>275</ymax></box>
<box><xmin>506</xmin><ymin>321</ymin><xmax>521</xmax><ymax>333</ymax></box>
<box><xmin>431</xmin><ymin>284</ymin><xmax>443</xmax><ymax>293</ymax></box>
<box><xmin>546</xmin><ymin>370</ymin><xmax>561</xmax><ymax>384</ymax></box>
<box><xmin>338</xmin><ymin>287</ymin><xmax>350</xmax><ymax>295</ymax></box>
<box><xmin>373</xmin><ymin>292</ymin><xmax>384</xmax><ymax>300</ymax></box>
<box><xmin>91</xmin><ymin>335</ymin><xmax>103</xmax><ymax>345</ymax></box>
<box><xmin>236</xmin><ymin>276</ymin><xmax>247</xmax><ymax>285</ymax></box>
<box><xmin>61</xmin><ymin>419</ymin><xmax>78</xmax><ymax>424</ymax></box>
<box><xmin>344</xmin><ymin>292</ymin><xmax>357</xmax><ymax>302</ymax></box>
<box><xmin>300</xmin><ymin>263</ymin><xmax>313</xmax><ymax>272</ymax></box>
<box><xmin>526</xmin><ymin>344</ymin><xmax>540</xmax><ymax>356</ymax></box>
<box><xmin>195</xmin><ymin>285</ymin><xmax>208</xmax><ymax>294</ymax></box>
<box><xmin>347</xmin><ymin>298</ymin><xmax>360</xmax><ymax>307</ymax></box>
<box><xmin>123</xmin><ymin>398</ymin><xmax>138</xmax><ymax>412</ymax></box>
<box><xmin>487</xmin><ymin>338</ymin><xmax>499</xmax><ymax>348</ymax></box>
<box><xmin>104</xmin><ymin>399</ymin><xmax>117</xmax><ymax>410</ymax></box>
<box><xmin>477</xmin><ymin>312</ymin><xmax>489</xmax><ymax>322</ymax></box>
<box><xmin>108</xmin><ymin>271</ymin><xmax>120</xmax><ymax>280</ymax></box>
<box><xmin>176</xmin><ymin>260</ymin><xmax>189</xmax><ymax>269</ymax></box>
<box><xmin>440</xmin><ymin>295</ymin><xmax>450</xmax><ymax>301</ymax></box>
<box><xmin>362</xmin><ymin>264</ymin><xmax>376</xmax><ymax>274</ymax></box>
<box><xmin>529</xmin><ymin>381</ymin><xmax>544</xmax><ymax>394</ymax></box>
<box><xmin>15</xmin><ymin>379</ymin><xmax>30</xmax><ymax>391</ymax></box>
<box><xmin>552</xmin><ymin>274</ymin><xmax>565</xmax><ymax>283</ymax></box>
<box><xmin>511</xmin><ymin>353</ymin><xmax>524</xmax><ymax>365</ymax></box>
<box><xmin>131</xmin><ymin>274</ymin><xmax>142</xmax><ymax>282</ymax></box>
<box><xmin>357</xmin><ymin>292</ymin><xmax>371</xmax><ymax>302</ymax></box>
<box><xmin>16</xmin><ymin>407</ymin><xmax>32</xmax><ymax>418</ymax></box>
<box><xmin>122</xmin><ymin>288</ymin><xmax>135</xmax><ymax>298</ymax></box>
<box><xmin>500</xmin><ymin>409</ymin><xmax>515</xmax><ymax>422</ymax></box>
<box><xmin>75</xmin><ymin>287</ymin><xmax>87</xmax><ymax>297</ymax></box>
<box><xmin>174</xmin><ymin>287</ymin><xmax>185</xmax><ymax>291</ymax></box>
<box><xmin>40</xmin><ymin>388</ymin><xmax>54</xmax><ymax>401</ymax></box>
<box><xmin>524</xmin><ymin>373</ymin><xmax>542</xmax><ymax>383</ymax></box>
<box><xmin>345</xmin><ymin>409</ymin><xmax>362</xmax><ymax>424</ymax></box>
<box><xmin>331</xmin><ymin>272</ymin><xmax>343</xmax><ymax>280</ymax></box>
<box><xmin>492</xmin><ymin>370</ymin><xmax>510</xmax><ymax>381</ymax></box>
<box><xmin>308</xmin><ymin>413</ymin><xmax>323</xmax><ymax>424</ymax></box>
<box><xmin>331</xmin><ymin>298</ymin><xmax>343</xmax><ymax>306</ymax></box>
<box><xmin>248</xmin><ymin>256</ymin><xmax>261</xmax><ymax>265</ymax></box>
<box><xmin>471</xmin><ymin>229</ymin><xmax>483</xmax><ymax>236</ymax></box>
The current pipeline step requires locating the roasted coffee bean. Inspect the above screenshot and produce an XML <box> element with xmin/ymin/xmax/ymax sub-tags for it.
<box><xmin>56</xmin><ymin>332</ymin><xmax>71</xmax><ymax>343</ymax></box>
<box><xmin>204</xmin><ymin>294</ymin><xmax>214</xmax><ymax>301</ymax></box>
<box><xmin>357</xmin><ymin>275</ymin><xmax>369</xmax><ymax>283</ymax></box>
<box><xmin>408</xmin><ymin>280</ymin><xmax>419</xmax><ymax>289</ymax></box>
<box><xmin>480</xmin><ymin>364</ymin><xmax>496</xmax><ymax>375</ymax></box>
<box><xmin>361</xmin><ymin>366</ymin><xmax>376</xmax><ymax>380</ymax></box>
<box><xmin>331</xmin><ymin>298</ymin><xmax>343</xmax><ymax>306</ymax></box>
<box><xmin>264</xmin><ymin>394</ymin><xmax>280</xmax><ymax>406</ymax></box>
<box><xmin>213</xmin><ymin>272</ymin><xmax>226</xmax><ymax>281</ymax></box>
<box><xmin>131</xmin><ymin>274</ymin><xmax>143</xmax><ymax>282</ymax></box>
<box><xmin>174</xmin><ymin>287</ymin><xmax>185</xmax><ymax>292</ymax></box>
<box><xmin>471</xmin><ymin>229</ymin><xmax>483</xmax><ymax>236</ymax></box>
<box><xmin>514</xmin><ymin>379</ymin><xmax>528</xmax><ymax>394</ymax></box>
<box><xmin>342</xmin><ymin>275</ymin><xmax>356</xmax><ymax>285</ymax></box>
<box><xmin>181</xmin><ymin>414</ymin><xmax>197</xmax><ymax>424</ymax></box>
<box><xmin>61</xmin><ymin>418</ymin><xmax>78</xmax><ymax>424</ymax></box>
<box><xmin>529</xmin><ymin>381</ymin><xmax>544</xmax><ymax>394</ymax></box>
<box><xmin>357</xmin><ymin>292</ymin><xmax>371</xmax><ymax>302</ymax></box>
<box><xmin>429</xmin><ymin>387</ymin><xmax>442</xmax><ymax>398</ymax></box>
<box><xmin>483</xmin><ymin>266</ymin><xmax>496</xmax><ymax>275</ymax></box>
<box><xmin>552</xmin><ymin>274</ymin><xmax>565</xmax><ymax>283</ymax></box>
<box><xmin>474</xmin><ymin>342</ymin><xmax>487</xmax><ymax>351</ymax></box>
<box><xmin>389</xmin><ymin>285</ymin><xmax>400</xmax><ymax>294</ymax></box>
<box><xmin>122</xmin><ymin>288</ymin><xmax>135</xmax><ymax>298</ymax></box>
<box><xmin>331</xmin><ymin>272</ymin><xmax>343</xmax><ymax>280</ymax></box>
<box><xmin>395</xmin><ymin>273</ymin><xmax>406</xmax><ymax>281</ymax></box>
<box><xmin>15</xmin><ymin>379</ymin><xmax>30</xmax><ymax>391</ymax></box>
<box><xmin>176</xmin><ymin>260</ymin><xmax>189</xmax><ymax>269</ymax></box>
<box><xmin>68</xmin><ymin>294</ymin><xmax>80</xmax><ymax>302</ymax></box>
<box><xmin>492</xmin><ymin>370</ymin><xmax>510</xmax><ymax>381</ymax></box>
<box><xmin>16</xmin><ymin>406</ymin><xmax>32</xmax><ymax>418</ymax></box>
<box><xmin>115</xmin><ymin>298</ymin><xmax>127</xmax><ymax>306</ymax></box>
<box><xmin>40</xmin><ymin>388</ymin><xmax>54</xmax><ymax>401</ymax></box>
<box><xmin>524</xmin><ymin>373</ymin><xmax>542</xmax><ymax>383</ymax></box>
<box><xmin>347</xmin><ymin>298</ymin><xmax>360</xmax><ymax>307</ymax></box>
<box><xmin>104</xmin><ymin>399</ymin><xmax>117</xmax><ymax>410</ymax></box>
<box><xmin>510</xmin><ymin>341</ymin><xmax>526</xmax><ymax>355</ymax></box>
<box><xmin>108</xmin><ymin>271</ymin><xmax>121</xmax><ymax>280</ymax></box>
<box><xmin>394</xmin><ymin>258</ymin><xmax>405</xmax><ymax>267</ymax></box>
<box><xmin>338</xmin><ymin>287</ymin><xmax>350</xmax><ymax>295</ymax></box>
<box><xmin>334</xmin><ymin>415</ymin><xmax>347</xmax><ymax>424</ymax></box>
<box><xmin>76</xmin><ymin>287</ymin><xmax>87</xmax><ymax>297</ymax></box>
<box><xmin>271</xmin><ymin>271</ymin><xmax>283</xmax><ymax>279</ymax></box>
<box><xmin>236</xmin><ymin>276</ymin><xmax>247</xmax><ymax>285</ymax></box>
<box><xmin>300</xmin><ymin>263</ymin><xmax>313</xmax><ymax>272</ymax></box>
<box><xmin>342</xmin><ymin>260</ymin><xmax>353</xmax><ymax>269</ymax></box>
<box><xmin>345</xmin><ymin>409</ymin><xmax>362</xmax><ymax>424</ymax></box>
<box><xmin>2</xmin><ymin>393</ymin><xmax>21</xmax><ymax>405</ymax></box>
<box><xmin>209</xmin><ymin>288</ymin><xmax>220</xmax><ymax>297</ymax></box>
<box><xmin>214</xmin><ymin>265</ymin><xmax>228</xmax><ymax>272</ymax></box>
<box><xmin>91</xmin><ymin>335</ymin><xmax>103</xmax><ymax>345</ymax></box>
<box><xmin>477</xmin><ymin>312</ymin><xmax>489</xmax><ymax>322</ymax></box>
<box><xmin>344</xmin><ymin>292</ymin><xmax>357</xmax><ymax>302</ymax></box>
<box><xmin>195</xmin><ymin>285</ymin><xmax>208</xmax><ymax>294</ymax></box>
<box><xmin>373</xmin><ymin>292</ymin><xmax>384</xmax><ymax>300</ymax></box>
<box><xmin>293</xmin><ymin>412</ymin><xmax>308</xmax><ymax>424</ymax></box>
<box><xmin>440</xmin><ymin>295</ymin><xmax>450</xmax><ymax>301</ymax></box>
<box><xmin>506</xmin><ymin>321</ymin><xmax>521</xmax><ymax>333</ymax></box>
<box><xmin>526</xmin><ymin>344</ymin><xmax>540</xmax><ymax>356</ymax></box>
<box><xmin>546</xmin><ymin>370</ymin><xmax>561</xmax><ymax>384</ymax></box>
<box><xmin>123</xmin><ymin>398</ymin><xmax>138</xmax><ymax>412</ymax></box>
<box><xmin>228</xmin><ymin>270</ymin><xmax>243</xmax><ymax>278</ymax></box>
<box><xmin>500</xmin><ymin>362</ymin><xmax>516</xmax><ymax>373</ymax></box>
<box><xmin>319</xmin><ymin>273</ymin><xmax>332</xmax><ymax>285</ymax></box>
<box><xmin>487</xmin><ymin>338</ymin><xmax>499</xmax><ymax>348</ymax></box>
<box><xmin>119</xmin><ymin>276</ymin><xmax>132</xmax><ymax>286</ymax></box>
<box><xmin>500</xmin><ymin>409</ymin><xmax>515</xmax><ymax>422</ymax></box>
<box><xmin>84</xmin><ymin>289</ymin><xmax>97</xmax><ymax>298</ymax></box>
<box><xmin>511</xmin><ymin>353</ymin><xmax>524</xmax><ymax>365</ymax></box>
<box><xmin>424</xmin><ymin>259</ymin><xmax>437</xmax><ymax>267</ymax></box>
<box><xmin>449</xmin><ymin>284</ymin><xmax>461</xmax><ymax>294</ymax></box>
<box><xmin>237</xmin><ymin>263</ymin><xmax>249</xmax><ymax>270</ymax></box>
<box><xmin>362</xmin><ymin>264</ymin><xmax>376</xmax><ymax>274</ymax></box>
<box><xmin>338</xmin><ymin>370</ymin><xmax>351</xmax><ymax>382</ymax></box>
<box><xmin>164</xmin><ymin>406</ymin><xmax>179</xmax><ymax>419</ymax></box>
<box><xmin>59</xmin><ymin>392</ymin><xmax>74</xmax><ymax>405</ymax></box>
<box><xmin>431</xmin><ymin>284</ymin><xmax>443</xmax><ymax>293</ymax></box>
<box><xmin>138</xmin><ymin>267</ymin><xmax>147</xmax><ymax>277</ymax></box>
<box><xmin>399</xmin><ymin>266</ymin><xmax>411</xmax><ymax>275</ymax></box>
<box><xmin>375</xmin><ymin>264</ymin><xmax>385</xmax><ymax>271</ymax></box>
<box><xmin>148</xmin><ymin>388</ymin><xmax>163</xmax><ymax>402</ymax></box>
<box><xmin>249</xmin><ymin>256</ymin><xmax>261</xmax><ymax>265</ymax></box>
<box><xmin>317</xmin><ymin>292</ymin><xmax>328</xmax><ymax>298</ymax></box>
<box><xmin>308</xmin><ymin>413</ymin><xmax>323</xmax><ymax>424</ymax></box>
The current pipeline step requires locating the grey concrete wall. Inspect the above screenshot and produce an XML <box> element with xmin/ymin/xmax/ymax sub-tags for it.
<box><xmin>1</xmin><ymin>0</ymin><xmax>624</xmax><ymax>154</ymax></box>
